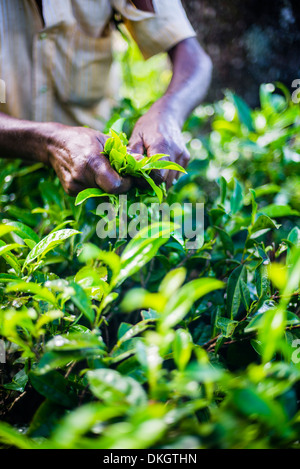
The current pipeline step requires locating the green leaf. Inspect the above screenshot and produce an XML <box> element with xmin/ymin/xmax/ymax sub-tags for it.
<box><xmin>77</xmin><ymin>242</ymin><xmax>102</xmax><ymax>263</ymax></box>
<box><xmin>29</xmin><ymin>371</ymin><xmax>76</xmax><ymax>408</ymax></box>
<box><xmin>230</xmin><ymin>179</ymin><xmax>244</xmax><ymax>214</ymax></box>
<box><xmin>51</xmin><ymin>402</ymin><xmax>127</xmax><ymax>448</ymax></box>
<box><xmin>226</xmin><ymin>265</ymin><xmax>247</xmax><ymax>319</ymax></box>
<box><xmin>249</xmin><ymin>184</ymin><xmax>281</xmax><ymax>200</ymax></box>
<box><xmin>258</xmin><ymin>204</ymin><xmax>300</xmax><ymax>218</ymax></box>
<box><xmin>87</xmin><ymin>369</ymin><xmax>147</xmax><ymax>407</ymax></box>
<box><xmin>158</xmin><ymin>267</ymin><xmax>187</xmax><ymax>298</ymax></box>
<box><xmin>215</xmin><ymin>227</ymin><xmax>234</xmax><ymax>253</ymax></box>
<box><xmin>46</xmin><ymin>332</ymin><xmax>105</xmax><ymax>352</ymax></box>
<box><xmin>6</xmin><ymin>281</ymin><xmax>57</xmax><ymax>306</ymax></box>
<box><xmin>231</xmin><ymin>387</ymin><xmax>286</xmax><ymax>424</ymax></box>
<box><xmin>173</xmin><ymin>329</ymin><xmax>193</xmax><ymax>371</ymax></box>
<box><xmin>284</xmin><ymin>246</ymin><xmax>300</xmax><ymax>298</ymax></box>
<box><xmin>250</xmin><ymin>214</ymin><xmax>279</xmax><ymax>239</ymax></box>
<box><xmin>23</xmin><ymin>239</ymin><xmax>37</xmax><ymax>250</ymax></box>
<box><xmin>0</xmin><ymin>243</ymin><xmax>25</xmax><ymax>256</ymax></box>
<box><xmin>255</xmin><ymin>264</ymin><xmax>271</xmax><ymax>300</ymax></box>
<box><xmin>118</xmin><ymin>222</ymin><xmax>174</xmax><ymax>285</ymax></box>
<box><xmin>36</xmin><ymin>333</ymin><xmax>105</xmax><ymax>374</ymax></box>
<box><xmin>219</xmin><ymin>176</ymin><xmax>227</xmax><ymax>205</ymax></box>
<box><xmin>75</xmin><ymin>265</ymin><xmax>107</xmax><ymax>285</ymax></box>
<box><xmin>110</xmin><ymin>148</ymin><xmax>126</xmax><ymax>172</ymax></box>
<box><xmin>23</xmin><ymin>229</ymin><xmax>79</xmax><ymax>269</ymax></box>
<box><xmin>91</xmin><ymin>250</ymin><xmax>121</xmax><ymax>287</ymax></box>
<box><xmin>229</xmin><ymin>92</ymin><xmax>255</xmax><ymax>132</ymax></box>
<box><xmin>259</xmin><ymin>306</ymin><xmax>287</xmax><ymax>364</ymax></box>
<box><xmin>104</xmin><ymin>137</ymin><xmax>115</xmax><ymax>153</ymax></box>
<box><xmin>240</xmin><ymin>279</ymin><xmax>251</xmax><ymax>311</ymax></box>
<box><xmin>216</xmin><ymin>317</ymin><xmax>239</xmax><ymax>338</ymax></box>
<box><xmin>0</xmin><ymin>422</ymin><xmax>37</xmax><ymax>449</ymax></box>
<box><xmin>3</xmin><ymin>369</ymin><xmax>28</xmax><ymax>393</ymax></box>
<box><xmin>35</xmin><ymin>352</ymin><xmax>79</xmax><ymax>375</ymax></box>
<box><xmin>161</xmin><ymin>278</ymin><xmax>225</xmax><ymax>330</ymax></box>
<box><xmin>0</xmin><ymin>240</ymin><xmax>21</xmax><ymax>274</ymax></box>
<box><xmin>143</xmin><ymin>160</ymin><xmax>187</xmax><ymax>173</ymax></box>
<box><xmin>28</xmin><ymin>400</ymin><xmax>66</xmax><ymax>440</ymax></box>
<box><xmin>287</xmin><ymin>227</ymin><xmax>300</xmax><ymax>266</ymax></box>
<box><xmin>69</xmin><ymin>281</ymin><xmax>95</xmax><ymax>323</ymax></box>
<box><xmin>5</xmin><ymin>221</ymin><xmax>39</xmax><ymax>243</ymax></box>
<box><xmin>288</xmin><ymin>227</ymin><xmax>300</xmax><ymax>248</ymax></box>
<box><xmin>0</xmin><ymin>273</ymin><xmax>20</xmax><ymax>283</ymax></box>
<box><xmin>0</xmin><ymin>224</ymin><xmax>17</xmax><ymax>238</ymax></box>
<box><xmin>142</xmin><ymin>153</ymin><xmax>168</xmax><ymax>165</ymax></box>
<box><xmin>35</xmin><ymin>311</ymin><xmax>64</xmax><ymax>331</ymax></box>
<box><xmin>75</xmin><ymin>188</ymin><xmax>115</xmax><ymax>206</ymax></box>
<box><xmin>112</xmin><ymin>320</ymin><xmax>155</xmax><ymax>353</ymax></box>
<box><xmin>121</xmin><ymin>289</ymin><xmax>166</xmax><ymax>313</ymax></box>
<box><xmin>244</xmin><ymin>300</ymin><xmax>275</xmax><ymax>332</ymax></box>
<box><xmin>140</xmin><ymin>171</ymin><xmax>163</xmax><ymax>203</ymax></box>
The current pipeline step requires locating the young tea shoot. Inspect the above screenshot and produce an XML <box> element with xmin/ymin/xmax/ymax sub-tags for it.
<box><xmin>102</xmin><ymin>129</ymin><xmax>187</xmax><ymax>203</ymax></box>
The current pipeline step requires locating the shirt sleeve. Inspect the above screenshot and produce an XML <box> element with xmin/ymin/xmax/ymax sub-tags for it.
<box><xmin>110</xmin><ymin>0</ymin><xmax>197</xmax><ymax>59</ymax></box>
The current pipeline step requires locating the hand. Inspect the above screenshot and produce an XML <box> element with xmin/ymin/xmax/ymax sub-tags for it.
<box><xmin>127</xmin><ymin>102</ymin><xmax>190</xmax><ymax>188</ymax></box>
<box><xmin>44</xmin><ymin>124</ymin><xmax>132</xmax><ymax>196</ymax></box>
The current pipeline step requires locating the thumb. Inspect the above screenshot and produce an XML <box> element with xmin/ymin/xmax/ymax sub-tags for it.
<box><xmin>146</xmin><ymin>145</ymin><xmax>170</xmax><ymax>185</ymax></box>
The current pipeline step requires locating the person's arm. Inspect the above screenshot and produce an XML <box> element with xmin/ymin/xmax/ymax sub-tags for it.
<box><xmin>0</xmin><ymin>113</ymin><xmax>131</xmax><ymax>195</ymax></box>
<box><xmin>128</xmin><ymin>36</ymin><xmax>213</xmax><ymax>187</ymax></box>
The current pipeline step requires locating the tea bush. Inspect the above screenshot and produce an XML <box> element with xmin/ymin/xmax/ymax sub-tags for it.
<box><xmin>0</xmin><ymin>44</ymin><xmax>299</xmax><ymax>449</ymax></box>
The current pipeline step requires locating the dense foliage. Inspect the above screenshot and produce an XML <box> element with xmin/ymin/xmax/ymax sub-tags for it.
<box><xmin>0</xmin><ymin>42</ymin><xmax>300</xmax><ymax>449</ymax></box>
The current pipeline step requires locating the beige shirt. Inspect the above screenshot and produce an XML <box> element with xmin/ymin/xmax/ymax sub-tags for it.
<box><xmin>0</xmin><ymin>0</ymin><xmax>196</xmax><ymax>131</ymax></box>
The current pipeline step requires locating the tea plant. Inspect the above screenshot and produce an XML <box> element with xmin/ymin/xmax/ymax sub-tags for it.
<box><xmin>0</xmin><ymin>81</ymin><xmax>299</xmax><ymax>449</ymax></box>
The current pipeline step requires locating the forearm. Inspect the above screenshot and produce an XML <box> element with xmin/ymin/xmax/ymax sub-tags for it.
<box><xmin>128</xmin><ymin>37</ymin><xmax>212</xmax><ymax>184</ymax></box>
<box><xmin>155</xmin><ymin>37</ymin><xmax>213</xmax><ymax>128</ymax></box>
<box><xmin>0</xmin><ymin>112</ymin><xmax>53</xmax><ymax>164</ymax></box>
<box><xmin>0</xmin><ymin>112</ymin><xmax>131</xmax><ymax>195</ymax></box>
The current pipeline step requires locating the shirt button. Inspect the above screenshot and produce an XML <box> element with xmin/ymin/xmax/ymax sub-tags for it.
<box><xmin>39</xmin><ymin>86</ymin><xmax>48</xmax><ymax>94</ymax></box>
<box><xmin>39</xmin><ymin>32</ymin><xmax>47</xmax><ymax>40</ymax></box>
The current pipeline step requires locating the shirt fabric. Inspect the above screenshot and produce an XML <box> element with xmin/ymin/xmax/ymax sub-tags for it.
<box><xmin>0</xmin><ymin>0</ymin><xmax>196</xmax><ymax>131</ymax></box>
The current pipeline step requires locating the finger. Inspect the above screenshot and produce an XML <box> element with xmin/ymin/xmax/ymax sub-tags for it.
<box><xmin>146</xmin><ymin>146</ymin><xmax>170</xmax><ymax>185</ymax></box>
<box><xmin>165</xmin><ymin>149</ymin><xmax>190</xmax><ymax>188</ymax></box>
<box><xmin>165</xmin><ymin>170</ymin><xmax>179</xmax><ymax>190</ymax></box>
<box><xmin>58</xmin><ymin>167</ymin><xmax>86</xmax><ymax>196</ymax></box>
<box><xmin>87</xmin><ymin>154</ymin><xmax>132</xmax><ymax>194</ymax></box>
<box><xmin>96</xmin><ymin>133</ymin><xmax>109</xmax><ymax>147</ymax></box>
<box><xmin>180</xmin><ymin>149</ymin><xmax>191</xmax><ymax>169</ymax></box>
<box><xmin>132</xmin><ymin>175</ymin><xmax>149</xmax><ymax>190</ymax></box>
<box><xmin>66</xmin><ymin>182</ymin><xmax>86</xmax><ymax>197</ymax></box>
<box><xmin>127</xmin><ymin>136</ymin><xmax>145</xmax><ymax>157</ymax></box>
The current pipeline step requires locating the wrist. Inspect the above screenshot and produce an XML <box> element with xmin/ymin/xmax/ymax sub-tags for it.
<box><xmin>150</xmin><ymin>96</ymin><xmax>185</xmax><ymax>129</ymax></box>
<box><xmin>32</xmin><ymin>121</ymin><xmax>65</xmax><ymax>165</ymax></box>
<box><xmin>0</xmin><ymin>113</ymin><xmax>67</xmax><ymax>164</ymax></box>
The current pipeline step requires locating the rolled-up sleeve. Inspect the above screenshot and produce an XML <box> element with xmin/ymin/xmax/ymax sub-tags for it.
<box><xmin>110</xmin><ymin>0</ymin><xmax>197</xmax><ymax>59</ymax></box>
